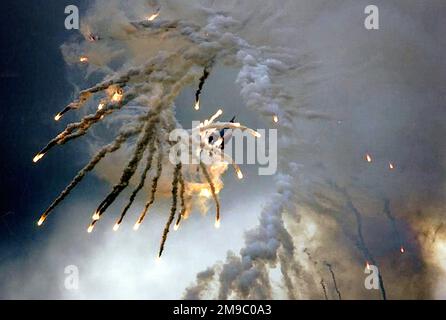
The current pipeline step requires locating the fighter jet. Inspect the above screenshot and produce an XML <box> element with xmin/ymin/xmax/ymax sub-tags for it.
<box><xmin>208</xmin><ymin>116</ymin><xmax>236</xmax><ymax>150</ymax></box>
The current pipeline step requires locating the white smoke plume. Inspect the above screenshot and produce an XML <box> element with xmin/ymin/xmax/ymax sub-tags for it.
<box><xmin>26</xmin><ymin>0</ymin><xmax>446</xmax><ymax>300</ymax></box>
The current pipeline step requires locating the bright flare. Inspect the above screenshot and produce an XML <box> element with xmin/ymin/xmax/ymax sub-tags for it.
<box><xmin>389</xmin><ymin>162</ymin><xmax>395</xmax><ymax>170</ymax></box>
<box><xmin>365</xmin><ymin>154</ymin><xmax>372</xmax><ymax>163</ymax></box>
<box><xmin>133</xmin><ymin>222</ymin><xmax>141</xmax><ymax>231</ymax></box>
<box><xmin>214</xmin><ymin>218</ymin><xmax>221</xmax><ymax>229</ymax></box>
<box><xmin>113</xmin><ymin>222</ymin><xmax>120</xmax><ymax>231</ymax></box>
<box><xmin>366</xmin><ymin>262</ymin><xmax>371</xmax><ymax>270</ymax></box>
<box><xmin>87</xmin><ymin>223</ymin><xmax>95</xmax><ymax>233</ymax></box>
<box><xmin>236</xmin><ymin>168</ymin><xmax>244</xmax><ymax>180</ymax></box>
<box><xmin>199</xmin><ymin>188</ymin><xmax>212</xmax><ymax>198</ymax></box>
<box><xmin>273</xmin><ymin>115</ymin><xmax>279</xmax><ymax>123</ymax></box>
<box><xmin>92</xmin><ymin>211</ymin><xmax>100</xmax><ymax>221</ymax></box>
<box><xmin>37</xmin><ymin>215</ymin><xmax>46</xmax><ymax>227</ymax></box>
<box><xmin>251</xmin><ymin>130</ymin><xmax>262</xmax><ymax>138</ymax></box>
<box><xmin>400</xmin><ymin>246</ymin><xmax>405</xmax><ymax>254</ymax></box>
<box><xmin>194</xmin><ymin>100</ymin><xmax>200</xmax><ymax>110</ymax></box>
<box><xmin>147</xmin><ymin>12</ymin><xmax>160</xmax><ymax>21</ymax></box>
<box><xmin>33</xmin><ymin>153</ymin><xmax>44</xmax><ymax>163</ymax></box>
<box><xmin>111</xmin><ymin>91</ymin><xmax>123</xmax><ymax>102</ymax></box>
<box><xmin>79</xmin><ymin>56</ymin><xmax>88</xmax><ymax>63</ymax></box>
<box><xmin>209</xmin><ymin>108</ymin><xmax>223</xmax><ymax>123</ymax></box>
<box><xmin>54</xmin><ymin>113</ymin><xmax>62</xmax><ymax>121</ymax></box>
<box><xmin>98</xmin><ymin>103</ymin><xmax>105</xmax><ymax>111</ymax></box>
<box><xmin>174</xmin><ymin>222</ymin><xmax>180</xmax><ymax>231</ymax></box>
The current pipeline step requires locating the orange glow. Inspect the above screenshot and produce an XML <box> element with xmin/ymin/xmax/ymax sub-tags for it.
<box><xmin>37</xmin><ymin>215</ymin><xmax>46</xmax><ymax>227</ymax></box>
<box><xmin>147</xmin><ymin>12</ymin><xmax>160</xmax><ymax>21</ymax></box>
<box><xmin>133</xmin><ymin>222</ymin><xmax>141</xmax><ymax>231</ymax></box>
<box><xmin>33</xmin><ymin>153</ymin><xmax>44</xmax><ymax>163</ymax></box>
<box><xmin>87</xmin><ymin>223</ymin><xmax>95</xmax><ymax>233</ymax></box>
<box><xmin>111</xmin><ymin>90</ymin><xmax>123</xmax><ymax>102</ymax></box>
<box><xmin>199</xmin><ymin>188</ymin><xmax>212</xmax><ymax>198</ymax></box>
<box><xmin>92</xmin><ymin>212</ymin><xmax>100</xmax><ymax>221</ymax></box>
<box><xmin>54</xmin><ymin>113</ymin><xmax>62</xmax><ymax>121</ymax></box>
<box><xmin>79</xmin><ymin>56</ymin><xmax>88</xmax><ymax>63</ymax></box>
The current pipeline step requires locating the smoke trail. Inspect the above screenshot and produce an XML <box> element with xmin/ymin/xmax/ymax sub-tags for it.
<box><xmin>23</xmin><ymin>0</ymin><xmax>446</xmax><ymax>300</ymax></box>
<box><xmin>175</xmin><ymin>169</ymin><xmax>186</xmax><ymax>229</ymax></box>
<box><xmin>199</xmin><ymin>162</ymin><xmax>220</xmax><ymax>224</ymax></box>
<box><xmin>94</xmin><ymin>113</ymin><xmax>159</xmax><ymax>220</ymax></box>
<box><xmin>35</xmin><ymin>91</ymin><xmax>137</xmax><ymax>160</ymax></box>
<box><xmin>382</xmin><ymin>198</ymin><xmax>403</xmax><ymax>251</ymax></box>
<box><xmin>324</xmin><ymin>262</ymin><xmax>341</xmax><ymax>300</ymax></box>
<box><xmin>186</xmin><ymin>173</ymin><xmax>295</xmax><ymax>300</ymax></box>
<box><xmin>54</xmin><ymin>91</ymin><xmax>92</xmax><ymax>119</ymax></box>
<box><xmin>158</xmin><ymin>163</ymin><xmax>182</xmax><ymax>258</ymax></box>
<box><xmin>55</xmin><ymin>106</ymin><xmax>72</xmax><ymax>119</ymax></box>
<box><xmin>320</xmin><ymin>279</ymin><xmax>328</xmax><ymax>300</ymax></box>
<box><xmin>135</xmin><ymin>142</ymin><xmax>163</xmax><ymax>228</ymax></box>
<box><xmin>37</xmin><ymin>123</ymin><xmax>143</xmax><ymax>225</ymax></box>
<box><xmin>278</xmin><ymin>253</ymin><xmax>296</xmax><ymax>299</ymax></box>
<box><xmin>114</xmin><ymin>137</ymin><xmax>158</xmax><ymax>228</ymax></box>
<box><xmin>345</xmin><ymin>195</ymin><xmax>387</xmax><ymax>300</ymax></box>
<box><xmin>327</xmin><ymin>181</ymin><xmax>387</xmax><ymax>300</ymax></box>
<box><xmin>194</xmin><ymin>65</ymin><xmax>212</xmax><ymax>110</ymax></box>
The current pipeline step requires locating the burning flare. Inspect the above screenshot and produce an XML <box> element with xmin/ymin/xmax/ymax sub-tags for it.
<box><xmin>87</xmin><ymin>222</ymin><xmax>95</xmax><ymax>233</ymax></box>
<box><xmin>92</xmin><ymin>211</ymin><xmax>100</xmax><ymax>221</ymax></box>
<box><xmin>33</xmin><ymin>153</ymin><xmax>45</xmax><ymax>163</ymax></box>
<box><xmin>37</xmin><ymin>215</ymin><xmax>46</xmax><ymax>227</ymax></box>
<box><xmin>32</xmin><ymin>11</ymin><xmax>262</xmax><ymax>257</ymax></box>
<box><xmin>365</xmin><ymin>153</ymin><xmax>372</xmax><ymax>163</ymax></box>
<box><xmin>236</xmin><ymin>168</ymin><xmax>244</xmax><ymax>180</ymax></box>
<box><xmin>133</xmin><ymin>221</ymin><xmax>141</xmax><ymax>231</ymax></box>
<box><xmin>147</xmin><ymin>11</ymin><xmax>160</xmax><ymax>21</ymax></box>
<box><xmin>111</xmin><ymin>89</ymin><xmax>124</xmax><ymax>102</ymax></box>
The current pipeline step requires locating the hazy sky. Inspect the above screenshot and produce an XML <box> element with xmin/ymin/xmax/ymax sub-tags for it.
<box><xmin>1</xmin><ymin>0</ymin><xmax>445</xmax><ymax>299</ymax></box>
